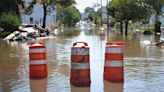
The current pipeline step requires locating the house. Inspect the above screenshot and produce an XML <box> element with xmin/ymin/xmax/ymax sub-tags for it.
<box><xmin>80</xmin><ymin>6</ymin><xmax>108</xmax><ymax>24</ymax></box>
<box><xmin>160</xmin><ymin>7</ymin><xmax>164</xmax><ymax>27</ymax></box>
<box><xmin>20</xmin><ymin>0</ymin><xmax>57</xmax><ymax>26</ymax></box>
<box><xmin>81</xmin><ymin>13</ymin><xmax>89</xmax><ymax>21</ymax></box>
<box><xmin>149</xmin><ymin>7</ymin><xmax>164</xmax><ymax>26</ymax></box>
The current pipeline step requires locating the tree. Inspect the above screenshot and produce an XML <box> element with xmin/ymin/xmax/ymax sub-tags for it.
<box><xmin>144</xmin><ymin>0</ymin><xmax>164</xmax><ymax>17</ymax></box>
<box><xmin>58</xmin><ymin>6</ymin><xmax>80</xmax><ymax>26</ymax></box>
<box><xmin>0</xmin><ymin>0</ymin><xmax>24</xmax><ymax>15</ymax></box>
<box><xmin>108</xmin><ymin>0</ymin><xmax>123</xmax><ymax>34</ymax></box>
<box><xmin>26</xmin><ymin>0</ymin><xmax>75</xmax><ymax>28</ymax></box>
<box><xmin>0</xmin><ymin>12</ymin><xmax>21</xmax><ymax>32</ymax></box>
<box><xmin>108</xmin><ymin>0</ymin><xmax>150</xmax><ymax>35</ymax></box>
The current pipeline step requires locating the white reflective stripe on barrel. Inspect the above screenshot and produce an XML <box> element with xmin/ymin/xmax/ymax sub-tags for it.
<box><xmin>105</xmin><ymin>46</ymin><xmax>123</xmax><ymax>54</ymax></box>
<box><xmin>105</xmin><ymin>60</ymin><xmax>123</xmax><ymax>67</ymax></box>
<box><xmin>71</xmin><ymin>48</ymin><xmax>89</xmax><ymax>55</ymax></box>
<box><xmin>30</xmin><ymin>60</ymin><xmax>46</xmax><ymax>65</ymax></box>
<box><xmin>29</xmin><ymin>48</ymin><xmax>46</xmax><ymax>53</ymax></box>
<box><xmin>71</xmin><ymin>62</ymin><xmax>90</xmax><ymax>69</ymax></box>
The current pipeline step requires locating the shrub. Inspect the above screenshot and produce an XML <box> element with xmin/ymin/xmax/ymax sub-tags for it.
<box><xmin>154</xmin><ymin>20</ymin><xmax>161</xmax><ymax>33</ymax></box>
<box><xmin>143</xmin><ymin>29</ymin><xmax>153</xmax><ymax>35</ymax></box>
<box><xmin>0</xmin><ymin>11</ymin><xmax>21</xmax><ymax>32</ymax></box>
<box><xmin>0</xmin><ymin>31</ymin><xmax>11</xmax><ymax>38</ymax></box>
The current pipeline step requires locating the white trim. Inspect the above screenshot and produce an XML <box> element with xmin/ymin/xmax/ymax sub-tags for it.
<box><xmin>29</xmin><ymin>60</ymin><xmax>47</xmax><ymax>65</ymax></box>
<box><xmin>105</xmin><ymin>46</ymin><xmax>123</xmax><ymax>54</ymax></box>
<box><xmin>29</xmin><ymin>48</ymin><xmax>46</xmax><ymax>53</ymax></box>
<box><xmin>105</xmin><ymin>60</ymin><xmax>123</xmax><ymax>67</ymax></box>
<box><xmin>71</xmin><ymin>48</ymin><xmax>89</xmax><ymax>55</ymax></box>
<box><xmin>71</xmin><ymin>62</ymin><xmax>90</xmax><ymax>69</ymax></box>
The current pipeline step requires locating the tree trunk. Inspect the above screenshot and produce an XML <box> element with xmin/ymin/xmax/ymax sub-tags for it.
<box><xmin>125</xmin><ymin>19</ymin><xmax>129</xmax><ymax>35</ymax></box>
<box><xmin>42</xmin><ymin>2</ymin><xmax>47</xmax><ymax>28</ymax></box>
<box><xmin>131</xmin><ymin>21</ymin><xmax>134</xmax><ymax>32</ymax></box>
<box><xmin>120</xmin><ymin>20</ymin><xmax>123</xmax><ymax>35</ymax></box>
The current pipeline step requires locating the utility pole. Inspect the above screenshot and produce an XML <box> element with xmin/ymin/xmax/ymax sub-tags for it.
<box><xmin>101</xmin><ymin>0</ymin><xmax>102</xmax><ymax>27</ymax></box>
<box><xmin>106</xmin><ymin>0</ymin><xmax>108</xmax><ymax>25</ymax></box>
<box><xmin>106</xmin><ymin>0</ymin><xmax>109</xmax><ymax>41</ymax></box>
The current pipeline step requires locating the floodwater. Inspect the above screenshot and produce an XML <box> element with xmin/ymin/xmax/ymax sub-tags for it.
<box><xmin>0</xmin><ymin>29</ymin><xmax>164</xmax><ymax>92</ymax></box>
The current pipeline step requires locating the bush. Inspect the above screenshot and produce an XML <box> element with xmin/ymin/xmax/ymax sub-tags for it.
<box><xmin>0</xmin><ymin>31</ymin><xmax>11</xmax><ymax>38</ymax></box>
<box><xmin>143</xmin><ymin>29</ymin><xmax>153</xmax><ymax>35</ymax></box>
<box><xmin>0</xmin><ymin>11</ymin><xmax>21</xmax><ymax>32</ymax></box>
<box><xmin>154</xmin><ymin>21</ymin><xmax>161</xmax><ymax>33</ymax></box>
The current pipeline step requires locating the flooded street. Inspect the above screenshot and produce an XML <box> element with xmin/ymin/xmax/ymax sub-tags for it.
<box><xmin>0</xmin><ymin>29</ymin><xmax>164</xmax><ymax>92</ymax></box>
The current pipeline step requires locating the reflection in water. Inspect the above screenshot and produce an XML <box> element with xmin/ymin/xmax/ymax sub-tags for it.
<box><xmin>30</xmin><ymin>78</ymin><xmax>47</xmax><ymax>92</ymax></box>
<box><xmin>71</xmin><ymin>85</ymin><xmax>90</xmax><ymax>92</ymax></box>
<box><xmin>0</xmin><ymin>29</ymin><xmax>164</xmax><ymax>92</ymax></box>
<box><xmin>0</xmin><ymin>40</ymin><xmax>29</xmax><ymax>92</ymax></box>
<box><xmin>124</xmin><ymin>57</ymin><xmax>164</xmax><ymax>92</ymax></box>
<box><xmin>104</xmin><ymin>80</ymin><xmax>123</xmax><ymax>92</ymax></box>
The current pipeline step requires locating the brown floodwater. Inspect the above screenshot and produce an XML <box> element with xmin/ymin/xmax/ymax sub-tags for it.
<box><xmin>0</xmin><ymin>29</ymin><xmax>164</xmax><ymax>92</ymax></box>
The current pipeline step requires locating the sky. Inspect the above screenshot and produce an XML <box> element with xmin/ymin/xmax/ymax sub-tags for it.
<box><xmin>75</xmin><ymin>0</ymin><xmax>108</xmax><ymax>13</ymax></box>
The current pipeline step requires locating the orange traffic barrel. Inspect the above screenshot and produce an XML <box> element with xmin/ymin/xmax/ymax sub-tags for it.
<box><xmin>29</xmin><ymin>42</ymin><xmax>47</xmax><ymax>79</ymax></box>
<box><xmin>104</xmin><ymin>42</ymin><xmax>124</xmax><ymax>82</ymax></box>
<box><xmin>70</xmin><ymin>42</ymin><xmax>91</xmax><ymax>87</ymax></box>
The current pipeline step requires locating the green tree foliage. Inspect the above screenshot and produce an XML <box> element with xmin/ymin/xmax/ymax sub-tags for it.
<box><xmin>144</xmin><ymin>0</ymin><xmax>164</xmax><ymax>15</ymax></box>
<box><xmin>0</xmin><ymin>12</ymin><xmax>21</xmax><ymax>32</ymax></box>
<box><xmin>58</xmin><ymin>6</ymin><xmax>80</xmax><ymax>27</ymax></box>
<box><xmin>108</xmin><ymin>0</ymin><xmax>150</xmax><ymax>35</ymax></box>
<box><xmin>26</xmin><ymin>0</ymin><xmax>76</xmax><ymax>28</ymax></box>
<box><xmin>0</xmin><ymin>0</ymin><xmax>23</xmax><ymax>15</ymax></box>
<box><xmin>94</xmin><ymin>15</ymin><xmax>101</xmax><ymax>26</ymax></box>
<box><xmin>56</xmin><ymin>0</ymin><xmax>75</xmax><ymax>7</ymax></box>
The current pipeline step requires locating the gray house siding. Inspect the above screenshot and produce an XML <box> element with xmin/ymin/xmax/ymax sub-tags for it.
<box><xmin>149</xmin><ymin>7</ymin><xmax>164</xmax><ymax>26</ymax></box>
<box><xmin>21</xmin><ymin>0</ymin><xmax>57</xmax><ymax>26</ymax></box>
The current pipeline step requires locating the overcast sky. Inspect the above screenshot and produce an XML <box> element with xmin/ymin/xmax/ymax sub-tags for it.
<box><xmin>75</xmin><ymin>0</ymin><xmax>108</xmax><ymax>13</ymax></box>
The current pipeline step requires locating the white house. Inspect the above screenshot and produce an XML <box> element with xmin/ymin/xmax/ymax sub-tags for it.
<box><xmin>20</xmin><ymin>0</ymin><xmax>57</xmax><ymax>26</ymax></box>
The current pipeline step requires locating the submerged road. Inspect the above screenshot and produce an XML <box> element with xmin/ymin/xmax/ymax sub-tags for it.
<box><xmin>0</xmin><ymin>29</ymin><xmax>164</xmax><ymax>92</ymax></box>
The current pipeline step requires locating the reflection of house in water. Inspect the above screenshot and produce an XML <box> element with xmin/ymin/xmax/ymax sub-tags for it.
<box><xmin>19</xmin><ymin>0</ymin><xmax>57</xmax><ymax>26</ymax></box>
